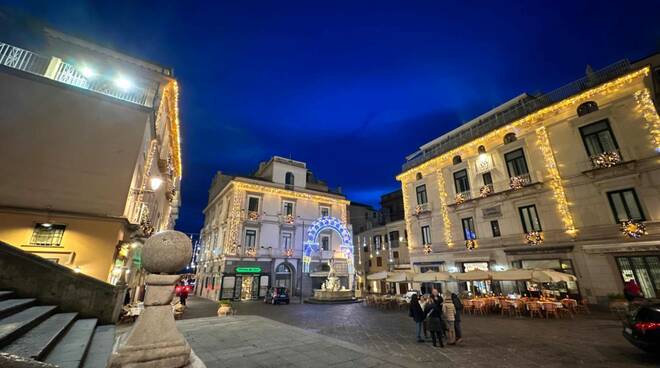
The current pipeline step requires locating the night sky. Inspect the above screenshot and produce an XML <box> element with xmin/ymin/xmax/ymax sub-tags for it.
<box><xmin>3</xmin><ymin>1</ymin><xmax>659</xmax><ymax>233</ymax></box>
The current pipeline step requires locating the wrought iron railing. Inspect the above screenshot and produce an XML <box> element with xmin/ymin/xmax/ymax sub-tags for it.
<box><xmin>402</xmin><ymin>60</ymin><xmax>632</xmax><ymax>171</ymax></box>
<box><xmin>0</xmin><ymin>42</ymin><xmax>156</xmax><ymax>108</ymax></box>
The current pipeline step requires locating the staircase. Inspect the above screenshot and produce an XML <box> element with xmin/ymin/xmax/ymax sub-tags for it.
<box><xmin>0</xmin><ymin>290</ymin><xmax>115</xmax><ymax>368</ymax></box>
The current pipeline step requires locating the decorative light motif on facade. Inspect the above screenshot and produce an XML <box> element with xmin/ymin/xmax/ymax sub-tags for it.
<box><xmin>536</xmin><ymin>126</ymin><xmax>577</xmax><ymax>237</ymax></box>
<box><xmin>225</xmin><ymin>188</ymin><xmax>244</xmax><ymax>255</ymax></box>
<box><xmin>435</xmin><ymin>171</ymin><xmax>453</xmax><ymax>248</ymax></box>
<box><xmin>621</xmin><ymin>220</ymin><xmax>647</xmax><ymax>239</ymax></box>
<box><xmin>465</xmin><ymin>239</ymin><xmax>478</xmax><ymax>251</ymax></box>
<box><xmin>284</xmin><ymin>214</ymin><xmax>295</xmax><ymax>224</ymax></box>
<box><xmin>634</xmin><ymin>88</ymin><xmax>660</xmax><ymax>151</ymax></box>
<box><xmin>245</xmin><ymin>247</ymin><xmax>257</xmax><ymax>257</ymax></box>
<box><xmin>479</xmin><ymin>185</ymin><xmax>492</xmax><ymax>198</ymax></box>
<box><xmin>284</xmin><ymin>248</ymin><xmax>294</xmax><ymax>257</ymax></box>
<box><xmin>509</xmin><ymin>175</ymin><xmax>526</xmax><ymax>190</ymax></box>
<box><xmin>525</xmin><ymin>231</ymin><xmax>544</xmax><ymax>246</ymax></box>
<box><xmin>400</xmin><ymin>183</ymin><xmax>414</xmax><ymax>251</ymax></box>
<box><xmin>455</xmin><ymin>192</ymin><xmax>466</xmax><ymax>205</ymax></box>
<box><xmin>156</xmin><ymin>80</ymin><xmax>183</xmax><ymax>177</ymax></box>
<box><xmin>247</xmin><ymin>211</ymin><xmax>260</xmax><ymax>221</ymax></box>
<box><xmin>423</xmin><ymin>244</ymin><xmax>432</xmax><ymax>255</ymax></box>
<box><xmin>590</xmin><ymin>151</ymin><xmax>622</xmax><ymax>169</ymax></box>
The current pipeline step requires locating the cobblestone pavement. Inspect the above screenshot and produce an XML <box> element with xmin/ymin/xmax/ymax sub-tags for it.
<box><xmin>182</xmin><ymin>296</ymin><xmax>659</xmax><ymax>367</ymax></box>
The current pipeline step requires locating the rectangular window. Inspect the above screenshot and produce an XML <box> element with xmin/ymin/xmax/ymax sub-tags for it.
<box><xmin>482</xmin><ymin>172</ymin><xmax>493</xmax><ymax>187</ymax></box>
<box><xmin>376</xmin><ymin>257</ymin><xmax>382</xmax><ymax>267</ymax></box>
<box><xmin>519</xmin><ymin>205</ymin><xmax>542</xmax><ymax>232</ymax></box>
<box><xmin>461</xmin><ymin>217</ymin><xmax>476</xmax><ymax>240</ymax></box>
<box><xmin>453</xmin><ymin>169</ymin><xmax>470</xmax><ymax>193</ymax></box>
<box><xmin>607</xmin><ymin>188</ymin><xmax>644</xmax><ymax>222</ymax></box>
<box><xmin>490</xmin><ymin>220</ymin><xmax>501</xmax><ymax>237</ymax></box>
<box><xmin>281</xmin><ymin>232</ymin><xmax>292</xmax><ymax>249</ymax></box>
<box><xmin>30</xmin><ymin>224</ymin><xmax>66</xmax><ymax>246</ymax></box>
<box><xmin>421</xmin><ymin>225</ymin><xmax>431</xmax><ymax>245</ymax></box>
<box><xmin>389</xmin><ymin>231</ymin><xmax>400</xmax><ymax>248</ymax></box>
<box><xmin>283</xmin><ymin>201</ymin><xmax>295</xmax><ymax>216</ymax></box>
<box><xmin>416</xmin><ymin>185</ymin><xmax>428</xmax><ymax>205</ymax></box>
<box><xmin>579</xmin><ymin>119</ymin><xmax>619</xmax><ymax>157</ymax></box>
<box><xmin>368</xmin><ymin>259</ymin><xmax>372</xmax><ymax>267</ymax></box>
<box><xmin>247</xmin><ymin>196</ymin><xmax>260</xmax><ymax>212</ymax></box>
<box><xmin>616</xmin><ymin>256</ymin><xmax>660</xmax><ymax>299</ymax></box>
<box><xmin>244</xmin><ymin>229</ymin><xmax>257</xmax><ymax>247</ymax></box>
<box><xmin>373</xmin><ymin>235</ymin><xmax>382</xmax><ymax>250</ymax></box>
<box><xmin>321</xmin><ymin>235</ymin><xmax>330</xmax><ymax>251</ymax></box>
<box><xmin>320</xmin><ymin>206</ymin><xmax>330</xmax><ymax>217</ymax></box>
<box><xmin>393</xmin><ymin>251</ymin><xmax>400</xmax><ymax>259</ymax></box>
<box><xmin>505</xmin><ymin>149</ymin><xmax>529</xmax><ymax>177</ymax></box>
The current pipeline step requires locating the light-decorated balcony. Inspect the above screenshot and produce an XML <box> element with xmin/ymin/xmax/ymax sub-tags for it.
<box><xmin>0</xmin><ymin>42</ymin><xmax>157</xmax><ymax>108</ymax></box>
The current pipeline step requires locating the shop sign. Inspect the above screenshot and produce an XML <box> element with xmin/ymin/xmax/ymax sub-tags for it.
<box><xmin>236</xmin><ymin>267</ymin><xmax>262</xmax><ymax>274</ymax></box>
<box><xmin>482</xmin><ymin>205</ymin><xmax>502</xmax><ymax>218</ymax></box>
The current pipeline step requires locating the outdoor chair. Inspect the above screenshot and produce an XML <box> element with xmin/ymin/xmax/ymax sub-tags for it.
<box><xmin>527</xmin><ymin>302</ymin><xmax>543</xmax><ymax>319</ymax></box>
<box><xmin>500</xmin><ymin>302</ymin><xmax>513</xmax><ymax>317</ymax></box>
<box><xmin>544</xmin><ymin>303</ymin><xmax>560</xmax><ymax>319</ymax></box>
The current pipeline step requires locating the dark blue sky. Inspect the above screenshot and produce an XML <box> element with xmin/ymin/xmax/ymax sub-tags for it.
<box><xmin>3</xmin><ymin>1</ymin><xmax>659</xmax><ymax>233</ymax></box>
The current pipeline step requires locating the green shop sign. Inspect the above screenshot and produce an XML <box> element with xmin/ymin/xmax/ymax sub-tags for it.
<box><xmin>236</xmin><ymin>267</ymin><xmax>262</xmax><ymax>274</ymax></box>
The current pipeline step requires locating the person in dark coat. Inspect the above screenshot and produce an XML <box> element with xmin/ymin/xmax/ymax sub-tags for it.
<box><xmin>424</xmin><ymin>298</ymin><xmax>444</xmax><ymax>347</ymax></box>
<box><xmin>451</xmin><ymin>293</ymin><xmax>463</xmax><ymax>343</ymax></box>
<box><xmin>409</xmin><ymin>294</ymin><xmax>425</xmax><ymax>342</ymax></box>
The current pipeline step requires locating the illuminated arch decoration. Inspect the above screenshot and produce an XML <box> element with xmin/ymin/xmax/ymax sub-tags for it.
<box><xmin>303</xmin><ymin>216</ymin><xmax>353</xmax><ymax>275</ymax></box>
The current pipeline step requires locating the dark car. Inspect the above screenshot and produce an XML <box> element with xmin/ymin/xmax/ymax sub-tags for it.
<box><xmin>265</xmin><ymin>287</ymin><xmax>290</xmax><ymax>305</ymax></box>
<box><xmin>623</xmin><ymin>302</ymin><xmax>660</xmax><ymax>352</ymax></box>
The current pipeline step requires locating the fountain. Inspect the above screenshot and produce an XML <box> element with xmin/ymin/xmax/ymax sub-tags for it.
<box><xmin>309</xmin><ymin>260</ymin><xmax>355</xmax><ymax>303</ymax></box>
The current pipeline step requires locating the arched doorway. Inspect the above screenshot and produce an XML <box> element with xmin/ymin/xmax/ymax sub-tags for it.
<box><xmin>275</xmin><ymin>262</ymin><xmax>294</xmax><ymax>290</ymax></box>
<box><xmin>303</xmin><ymin>216</ymin><xmax>354</xmax><ymax>288</ymax></box>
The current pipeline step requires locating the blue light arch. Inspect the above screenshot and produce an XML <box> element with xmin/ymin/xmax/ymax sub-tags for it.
<box><xmin>303</xmin><ymin>216</ymin><xmax>353</xmax><ymax>275</ymax></box>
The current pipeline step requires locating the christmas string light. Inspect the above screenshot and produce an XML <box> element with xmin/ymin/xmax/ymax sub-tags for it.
<box><xmin>634</xmin><ymin>88</ymin><xmax>660</xmax><ymax>151</ymax></box>
<box><xmin>435</xmin><ymin>170</ymin><xmax>454</xmax><ymax>248</ymax></box>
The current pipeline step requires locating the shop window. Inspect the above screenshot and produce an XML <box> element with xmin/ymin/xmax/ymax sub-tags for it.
<box><xmin>607</xmin><ymin>188</ymin><xmax>644</xmax><ymax>223</ymax></box>
<box><xmin>519</xmin><ymin>205</ymin><xmax>542</xmax><ymax>232</ymax></box>
<box><xmin>616</xmin><ymin>256</ymin><xmax>660</xmax><ymax>299</ymax></box>
<box><xmin>30</xmin><ymin>223</ymin><xmax>66</xmax><ymax>246</ymax></box>
<box><xmin>416</xmin><ymin>184</ymin><xmax>428</xmax><ymax>205</ymax></box>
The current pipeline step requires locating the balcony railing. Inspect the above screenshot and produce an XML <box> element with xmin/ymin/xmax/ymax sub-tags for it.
<box><xmin>0</xmin><ymin>42</ymin><xmax>156</xmax><ymax>108</ymax></box>
<box><xmin>414</xmin><ymin>202</ymin><xmax>431</xmax><ymax>215</ymax></box>
<box><xmin>455</xmin><ymin>190</ymin><xmax>472</xmax><ymax>204</ymax></box>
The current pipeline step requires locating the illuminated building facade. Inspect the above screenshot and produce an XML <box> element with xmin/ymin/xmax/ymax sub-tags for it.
<box><xmin>0</xmin><ymin>26</ymin><xmax>182</xmax><ymax>288</ymax></box>
<box><xmin>398</xmin><ymin>58</ymin><xmax>660</xmax><ymax>304</ymax></box>
<box><xmin>195</xmin><ymin>156</ymin><xmax>350</xmax><ymax>301</ymax></box>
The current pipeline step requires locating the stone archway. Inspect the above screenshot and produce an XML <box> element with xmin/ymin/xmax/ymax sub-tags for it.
<box><xmin>303</xmin><ymin>216</ymin><xmax>354</xmax><ymax>287</ymax></box>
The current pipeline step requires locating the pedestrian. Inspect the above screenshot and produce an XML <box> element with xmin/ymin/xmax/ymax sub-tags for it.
<box><xmin>442</xmin><ymin>294</ymin><xmax>456</xmax><ymax>345</ymax></box>
<box><xmin>431</xmin><ymin>287</ymin><xmax>441</xmax><ymax>303</ymax></box>
<box><xmin>179</xmin><ymin>284</ymin><xmax>189</xmax><ymax>306</ymax></box>
<box><xmin>623</xmin><ymin>280</ymin><xmax>642</xmax><ymax>302</ymax></box>
<box><xmin>409</xmin><ymin>294</ymin><xmax>425</xmax><ymax>342</ymax></box>
<box><xmin>419</xmin><ymin>295</ymin><xmax>430</xmax><ymax>339</ymax></box>
<box><xmin>451</xmin><ymin>293</ymin><xmax>463</xmax><ymax>344</ymax></box>
<box><xmin>424</xmin><ymin>297</ymin><xmax>444</xmax><ymax>347</ymax></box>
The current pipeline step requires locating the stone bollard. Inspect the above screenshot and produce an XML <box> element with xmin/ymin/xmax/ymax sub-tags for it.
<box><xmin>109</xmin><ymin>230</ymin><xmax>201</xmax><ymax>368</ymax></box>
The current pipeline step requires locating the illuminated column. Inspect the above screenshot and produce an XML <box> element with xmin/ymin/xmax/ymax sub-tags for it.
<box><xmin>634</xmin><ymin>88</ymin><xmax>660</xmax><ymax>151</ymax></box>
<box><xmin>435</xmin><ymin>169</ymin><xmax>454</xmax><ymax>248</ymax></box>
<box><xmin>399</xmin><ymin>177</ymin><xmax>414</xmax><ymax>252</ymax></box>
<box><xmin>225</xmin><ymin>186</ymin><xmax>244</xmax><ymax>255</ymax></box>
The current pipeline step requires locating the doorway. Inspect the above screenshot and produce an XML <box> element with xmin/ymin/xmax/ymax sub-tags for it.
<box><xmin>240</xmin><ymin>276</ymin><xmax>255</xmax><ymax>300</ymax></box>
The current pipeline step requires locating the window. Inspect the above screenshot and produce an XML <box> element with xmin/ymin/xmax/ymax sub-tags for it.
<box><xmin>453</xmin><ymin>169</ymin><xmax>470</xmax><ymax>194</ymax></box>
<box><xmin>320</xmin><ymin>206</ymin><xmax>330</xmax><ymax>217</ymax></box>
<box><xmin>607</xmin><ymin>189</ymin><xmax>644</xmax><ymax>222</ymax></box>
<box><xmin>389</xmin><ymin>231</ymin><xmax>400</xmax><ymax>248</ymax></box>
<box><xmin>247</xmin><ymin>196</ymin><xmax>260</xmax><ymax>212</ymax></box>
<box><xmin>461</xmin><ymin>217</ymin><xmax>476</xmax><ymax>240</ymax></box>
<box><xmin>477</xmin><ymin>145</ymin><xmax>487</xmax><ymax>154</ymax></box>
<box><xmin>416</xmin><ymin>185</ymin><xmax>428</xmax><ymax>205</ymax></box>
<box><xmin>321</xmin><ymin>235</ymin><xmax>330</xmax><ymax>251</ymax></box>
<box><xmin>616</xmin><ymin>256</ymin><xmax>660</xmax><ymax>299</ymax></box>
<box><xmin>285</xmin><ymin>172</ymin><xmax>295</xmax><ymax>189</ymax></box>
<box><xmin>421</xmin><ymin>225</ymin><xmax>431</xmax><ymax>245</ymax></box>
<box><xmin>416</xmin><ymin>172</ymin><xmax>423</xmax><ymax>180</ymax></box>
<box><xmin>282</xmin><ymin>201</ymin><xmax>295</xmax><ymax>216</ymax></box>
<box><xmin>504</xmin><ymin>149</ymin><xmax>529</xmax><ymax>177</ymax></box>
<box><xmin>373</xmin><ymin>235</ymin><xmax>382</xmax><ymax>250</ymax></box>
<box><xmin>579</xmin><ymin>119</ymin><xmax>619</xmax><ymax>157</ymax></box>
<box><xmin>376</xmin><ymin>257</ymin><xmax>383</xmax><ymax>267</ymax></box>
<box><xmin>363</xmin><ymin>245</ymin><xmax>369</xmax><ymax>253</ymax></box>
<box><xmin>482</xmin><ymin>172</ymin><xmax>493</xmax><ymax>187</ymax></box>
<box><xmin>281</xmin><ymin>232</ymin><xmax>292</xmax><ymax>249</ymax></box>
<box><xmin>490</xmin><ymin>220</ymin><xmax>501</xmax><ymax>237</ymax></box>
<box><xmin>504</xmin><ymin>132</ymin><xmax>517</xmax><ymax>144</ymax></box>
<box><xmin>519</xmin><ymin>205</ymin><xmax>542</xmax><ymax>232</ymax></box>
<box><xmin>368</xmin><ymin>259</ymin><xmax>372</xmax><ymax>267</ymax></box>
<box><xmin>30</xmin><ymin>224</ymin><xmax>65</xmax><ymax>246</ymax></box>
<box><xmin>276</xmin><ymin>263</ymin><xmax>291</xmax><ymax>273</ymax></box>
<box><xmin>244</xmin><ymin>229</ymin><xmax>257</xmax><ymax>247</ymax></box>
<box><xmin>577</xmin><ymin>101</ymin><xmax>599</xmax><ymax>116</ymax></box>
<box><xmin>393</xmin><ymin>251</ymin><xmax>400</xmax><ymax>259</ymax></box>
<box><xmin>452</xmin><ymin>155</ymin><xmax>462</xmax><ymax>165</ymax></box>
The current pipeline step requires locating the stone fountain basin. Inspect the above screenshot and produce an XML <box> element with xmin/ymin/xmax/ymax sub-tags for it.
<box><xmin>312</xmin><ymin>289</ymin><xmax>354</xmax><ymax>301</ymax></box>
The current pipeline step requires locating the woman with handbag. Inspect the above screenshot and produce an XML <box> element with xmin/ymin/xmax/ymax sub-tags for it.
<box><xmin>424</xmin><ymin>297</ymin><xmax>444</xmax><ymax>347</ymax></box>
<box><xmin>409</xmin><ymin>294</ymin><xmax>425</xmax><ymax>342</ymax></box>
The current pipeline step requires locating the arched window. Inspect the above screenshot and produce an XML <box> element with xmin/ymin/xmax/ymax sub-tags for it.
<box><xmin>477</xmin><ymin>145</ymin><xmax>486</xmax><ymax>154</ymax></box>
<box><xmin>452</xmin><ymin>155</ymin><xmax>462</xmax><ymax>165</ymax></box>
<box><xmin>285</xmin><ymin>172</ymin><xmax>294</xmax><ymax>189</ymax></box>
<box><xmin>416</xmin><ymin>172</ymin><xmax>423</xmax><ymax>180</ymax></box>
<box><xmin>577</xmin><ymin>101</ymin><xmax>599</xmax><ymax>117</ymax></box>
<box><xmin>276</xmin><ymin>263</ymin><xmax>291</xmax><ymax>273</ymax></box>
<box><xmin>503</xmin><ymin>133</ymin><xmax>517</xmax><ymax>144</ymax></box>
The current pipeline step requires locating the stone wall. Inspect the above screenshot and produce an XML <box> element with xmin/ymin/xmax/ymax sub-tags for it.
<box><xmin>0</xmin><ymin>241</ymin><xmax>125</xmax><ymax>324</ymax></box>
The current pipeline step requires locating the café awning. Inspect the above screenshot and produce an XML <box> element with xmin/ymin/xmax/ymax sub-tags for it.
<box><xmin>454</xmin><ymin>270</ymin><xmax>491</xmax><ymax>281</ymax></box>
<box><xmin>530</xmin><ymin>269</ymin><xmax>577</xmax><ymax>283</ymax></box>
<box><xmin>491</xmin><ymin>269</ymin><xmax>533</xmax><ymax>281</ymax></box>
<box><xmin>386</xmin><ymin>271</ymin><xmax>415</xmax><ymax>283</ymax></box>
<box><xmin>366</xmin><ymin>271</ymin><xmax>389</xmax><ymax>280</ymax></box>
<box><xmin>413</xmin><ymin>272</ymin><xmax>454</xmax><ymax>282</ymax></box>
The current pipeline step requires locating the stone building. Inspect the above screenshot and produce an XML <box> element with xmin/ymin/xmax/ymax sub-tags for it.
<box><xmin>398</xmin><ymin>58</ymin><xmax>660</xmax><ymax>304</ymax></box>
<box><xmin>0</xmin><ymin>25</ymin><xmax>182</xmax><ymax>284</ymax></box>
<box><xmin>195</xmin><ymin>156</ymin><xmax>350</xmax><ymax>301</ymax></box>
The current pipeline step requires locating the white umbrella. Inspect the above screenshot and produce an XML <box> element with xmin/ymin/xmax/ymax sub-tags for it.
<box><xmin>386</xmin><ymin>271</ymin><xmax>415</xmax><ymax>283</ymax></box>
<box><xmin>530</xmin><ymin>269</ymin><xmax>577</xmax><ymax>283</ymax></box>
<box><xmin>413</xmin><ymin>272</ymin><xmax>454</xmax><ymax>282</ymax></box>
<box><xmin>491</xmin><ymin>269</ymin><xmax>533</xmax><ymax>281</ymax></box>
<box><xmin>454</xmin><ymin>269</ymin><xmax>492</xmax><ymax>281</ymax></box>
<box><xmin>366</xmin><ymin>271</ymin><xmax>389</xmax><ymax>281</ymax></box>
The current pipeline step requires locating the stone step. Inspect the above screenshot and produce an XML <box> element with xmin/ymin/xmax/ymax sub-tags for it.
<box><xmin>0</xmin><ymin>306</ymin><xmax>57</xmax><ymax>347</ymax></box>
<box><xmin>0</xmin><ymin>298</ymin><xmax>37</xmax><ymax>318</ymax></box>
<box><xmin>44</xmin><ymin>319</ymin><xmax>97</xmax><ymax>368</ymax></box>
<box><xmin>81</xmin><ymin>325</ymin><xmax>115</xmax><ymax>368</ymax></box>
<box><xmin>2</xmin><ymin>312</ymin><xmax>78</xmax><ymax>360</ymax></box>
<box><xmin>0</xmin><ymin>291</ymin><xmax>14</xmax><ymax>301</ymax></box>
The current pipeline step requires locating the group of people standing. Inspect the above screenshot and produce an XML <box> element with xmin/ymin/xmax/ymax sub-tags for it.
<box><xmin>409</xmin><ymin>289</ymin><xmax>463</xmax><ymax>347</ymax></box>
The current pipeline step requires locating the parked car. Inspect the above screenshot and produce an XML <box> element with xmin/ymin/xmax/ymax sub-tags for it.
<box><xmin>623</xmin><ymin>302</ymin><xmax>660</xmax><ymax>353</ymax></box>
<box><xmin>264</xmin><ymin>287</ymin><xmax>290</xmax><ymax>305</ymax></box>
<box><xmin>402</xmin><ymin>290</ymin><xmax>419</xmax><ymax>303</ymax></box>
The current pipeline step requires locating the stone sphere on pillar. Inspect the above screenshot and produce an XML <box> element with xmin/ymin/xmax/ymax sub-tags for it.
<box><xmin>142</xmin><ymin>230</ymin><xmax>192</xmax><ymax>274</ymax></box>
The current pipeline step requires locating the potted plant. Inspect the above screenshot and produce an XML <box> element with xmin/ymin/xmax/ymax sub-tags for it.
<box><xmin>217</xmin><ymin>299</ymin><xmax>233</xmax><ymax>316</ymax></box>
